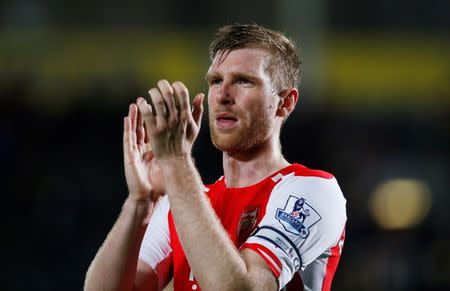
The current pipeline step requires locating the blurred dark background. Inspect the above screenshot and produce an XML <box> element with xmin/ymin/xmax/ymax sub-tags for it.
<box><xmin>1</xmin><ymin>0</ymin><xmax>449</xmax><ymax>290</ymax></box>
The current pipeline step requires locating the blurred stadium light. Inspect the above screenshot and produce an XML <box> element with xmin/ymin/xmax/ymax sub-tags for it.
<box><xmin>369</xmin><ymin>178</ymin><xmax>432</xmax><ymax>230</ymax></box>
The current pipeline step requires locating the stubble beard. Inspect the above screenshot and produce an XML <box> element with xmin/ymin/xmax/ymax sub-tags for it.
<box><xmin>209</xmin><ymin>108</ymin><xmax>273</xmax><ymax>155</ymax></box>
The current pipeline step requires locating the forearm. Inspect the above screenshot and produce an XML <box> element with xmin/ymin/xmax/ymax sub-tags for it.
<box><xmin>160</xmin><ymin>156</ymin><xmax>251</xmax><ymax>291</ymax></box>
<box><xmin>84</xmin><ymin>197</ymin><xmax>152</xmax><ymax>291</ymax></box>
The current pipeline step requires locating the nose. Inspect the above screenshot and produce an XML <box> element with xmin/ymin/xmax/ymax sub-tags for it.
<box><xmin>215</xmin><ymin>82</ymin><xmax>234</xmax><ymax>105</ymax></box>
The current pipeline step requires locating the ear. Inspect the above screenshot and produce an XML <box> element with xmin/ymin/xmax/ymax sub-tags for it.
<box><xmin>276</xmin><ymin>88</ymin><xmax>299</xmax><ymax>118</ymax></box>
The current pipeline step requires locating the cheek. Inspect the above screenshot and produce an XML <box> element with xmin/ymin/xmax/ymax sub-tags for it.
<box><xmin>247</xmin><ymin>99</ymin><xmax>277</xmax><ymax>129</ymax></box>
<box><xmin>261</xmin><ymin>92</ymin><xmax>279</xmax><ymax>114</ymax></box>
<box><xmin>207</xmin><ymin>91</ymin><xmax>216</xmax><ymax>111</ymax></box>
<box><xmin>268</xmin><ymin>99</ymin><xmax>279</xmax><ymax>115</ymax></box>
<box><xmin>207</xmin><ymin>87</ymin><xmax>218</xmax><ymax>101</ymax></box>
<box><xmin>245</xmin><ymin>97</ymin><xmax>271</xmax><ymax>116</ymax></box>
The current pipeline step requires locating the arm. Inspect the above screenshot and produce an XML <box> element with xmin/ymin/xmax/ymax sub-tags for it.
<box><xmin>160</xmin><ymin>156</ymin><xmax>277</xmax><ymax>291</ymax></box>
<box><xmin>137</xmin><ymin>80</ymin><xmax>278</xmax><ymax>291</ymax></box>
<box><xmin>243</xmin><ymin>174</ymin><xmax>347</xmax><ymax>290</ymax></box>
<box><xmin>84</xmin><ymin>104</ymin><xmax>164</xmax><ymax>291</ymax></box>
<box><xmin>84</xmin><ymin>197</ymin><xmax>157</xmax><ymax>291</ymax></box>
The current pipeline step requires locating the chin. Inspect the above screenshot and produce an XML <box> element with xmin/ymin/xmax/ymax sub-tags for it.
<box><xmin>213</xmin><ymin>141</ymin><xmax>239</xmax><ymax>153</ymax></box>
<box><xmin>211</xmin><ymin>134</ymin><xmax>235</xmax><ymax>152</ymax></box>
<box><xmin>211</xmin><ymin>131</ymin><xmax>255</xmax><ymax>154</ymax></box>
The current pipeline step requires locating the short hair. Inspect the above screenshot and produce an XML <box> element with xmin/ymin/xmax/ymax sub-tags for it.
<box><xmin>209</xmin><ymin>23</ymin><xmax>302</xmax><ymax>91</ymax></box>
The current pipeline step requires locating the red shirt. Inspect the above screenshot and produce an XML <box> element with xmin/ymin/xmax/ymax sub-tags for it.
<box><xmin>140</xmin><ymin>164</ymin><xmax>347</xmax><ymax>290</ymax></box>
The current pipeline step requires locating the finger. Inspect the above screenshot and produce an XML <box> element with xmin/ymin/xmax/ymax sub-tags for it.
<box><xmin>172</xmin><ymin>81</ymin><xmax>190</xmax><ymax>122</ymax></box>
<box><xmin>158</xmin><ymin>79</ymin><xmax>178</xmax><ymax>126</ymax></box>
<box><xmin>148</xmin><ymin>88</ymin><xmax>167</xmax><ymax>127</ymax></box>
<box><xmin>136</xmin><ymin>97</ymin><xmax>156</xmax><ymax>134</ymax></box>
<box><xmin>142</xmin><ymin>118</ymin><xmax>152</xmax><ymax>152</ymax></box>
<box><xmin>136</xmin><ymin>99</ymin><xmax>145</xmax><ymax>146</ymax></box>
<box><xmin>129</xmin><ymin>103</ymin><xmax>137</xmax><ymax>132</ymax></box>
<box><xmin>123</xmin><ymin>116</ymin><xmax>133</xmax><ymax>159</ymax></box>
<box><xmin>129</xmin><ymin>104</ymin><xmax>138</xmax><ymax>147</ymax></box>
<box><xmin>143</xmin><ymin>122</ymin><xmax>150</xmax><ymax>145</ymax></box>
<box><xmin>192</xmin><ymin>93</ymin><xmax>205</xmax><ymax>126</ymax></box>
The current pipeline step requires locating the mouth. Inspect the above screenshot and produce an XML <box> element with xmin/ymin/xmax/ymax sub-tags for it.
<box><xmin>215</xmin><ymin>113</ymin><xmax>238</xmax><ymax>129</ymax></box>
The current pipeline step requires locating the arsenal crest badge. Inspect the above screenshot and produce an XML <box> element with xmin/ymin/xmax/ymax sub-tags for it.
<box><xmin>237</xmin><ymin>207</ymin><xmax>259</xmax><ymax>245</ymax></box>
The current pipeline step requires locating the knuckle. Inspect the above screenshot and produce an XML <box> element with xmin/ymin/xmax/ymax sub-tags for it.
<box><xmin>154</xmin><ymin>98</ymin><xmax>165</xmax><ymax>106</ymax></box>
<box><xmin>141</xmin><ymin>108</ymin><xmax>152</xmax><ymax>117</ymax></box>
<box><xmin>180</xmin><ymin>111</ymin><xmax>189</xmax><ymax>122</ymax></box>
<box><xmin>169</xmin><ymin>116</ymin><xmax>178</xmax><ymax>127</ymax></box>
<box><xmin>158</xmin><ymin>118</ymin><xmax>167</xmax><ymax>127</ymax></box>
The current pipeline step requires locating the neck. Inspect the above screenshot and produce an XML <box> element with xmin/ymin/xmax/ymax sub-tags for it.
<box><xmin>222</xmin><ymin>136</ymin><xmax>290</xmax><ymax>188</ymax></box>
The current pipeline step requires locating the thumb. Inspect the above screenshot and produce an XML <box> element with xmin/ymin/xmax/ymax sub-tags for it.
<box><xmin>192</xmin><ymin>93</ymin><xmax>204</xmax><ymax>126</ymax></box>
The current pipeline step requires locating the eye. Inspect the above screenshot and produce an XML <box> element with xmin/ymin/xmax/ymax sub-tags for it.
<box><xmin>209</xmin><ymin>78</ymin><xmax>222</xmax><ymax>86</ymax></box>
<box><xmin>236</xmin><ymin>78</ymin><xmax>253</xmax><ymax>85</ymax></box>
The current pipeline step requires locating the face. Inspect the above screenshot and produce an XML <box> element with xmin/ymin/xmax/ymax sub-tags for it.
<box><xmin>206</xmin><ymin>48</ymin><xmax>281</xmax><ymax>154</ymax></box>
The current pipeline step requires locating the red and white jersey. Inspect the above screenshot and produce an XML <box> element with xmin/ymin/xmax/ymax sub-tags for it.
<box><xmin>139</xmin><ymin>163</ymin><xmax>347</xmax><ymax>291</ymax></box>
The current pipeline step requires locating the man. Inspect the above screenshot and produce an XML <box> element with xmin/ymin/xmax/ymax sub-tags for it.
<box><xmin>85</xmin><ymin>24</ymin><xmax>346</xmax><ymax>291</ymax></box>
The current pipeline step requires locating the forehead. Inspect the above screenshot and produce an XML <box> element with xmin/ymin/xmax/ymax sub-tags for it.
<box><xmin>207</xmin><ymin>48</ymin><xmax>271</xmax><ymax>77</ymax></box>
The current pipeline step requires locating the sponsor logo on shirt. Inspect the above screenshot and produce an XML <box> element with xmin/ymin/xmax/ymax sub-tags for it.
<box><xmin>276</xmin><ymin>196</ymin><xmax>321</xmax><ymax>238</ymax></box>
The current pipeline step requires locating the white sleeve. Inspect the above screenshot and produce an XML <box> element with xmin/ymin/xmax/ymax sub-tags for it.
<box><xmin>139</xmin><ymin>195</ymin><xmax>172</xmax><ymax>270</ymax></box>
<box><xmin>242</xmin><ymin>174</ymin><xmax>347</xmax><ymax>289</ymax></box>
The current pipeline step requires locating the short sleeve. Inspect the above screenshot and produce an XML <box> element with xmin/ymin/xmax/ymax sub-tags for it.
<box><xmin>139</xmin><ymin>195</ymin><xmax>172</xmax><ymax>270</ymax></box>
<box><xmin>241</xmin><ymin>173</ymin><xmax>347</xmax><ymax>289</ymax></box>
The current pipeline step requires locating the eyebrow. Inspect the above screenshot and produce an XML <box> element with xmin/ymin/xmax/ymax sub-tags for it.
<box><xmin>205</xmin><ymin>72</ymin><xmax>218</xmax><ymax>82</ymax></box>
<box><xmin>205</xmin><ymin>71</ymin><xmax>260</xmax><ymax>82</ymax></box>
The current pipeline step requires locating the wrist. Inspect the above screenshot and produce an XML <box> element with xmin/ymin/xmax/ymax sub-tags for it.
<box><xmin>157</xmin><ymin>152</ymin><xmax>191</xmax><ymax>167</ymax></box>
<box><xmin>123</xmin><ymin>196</ymin><xmax>153</xmax><ymax>224</ymax></box>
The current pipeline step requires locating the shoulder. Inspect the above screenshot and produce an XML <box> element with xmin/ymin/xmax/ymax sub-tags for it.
<box><xmin>243</xmin><ymin>165</ymin><xmax>347</xmax><ymax>280</ymax></box>
<box><xmin>288</xmin><ymin>163</ymin><xmax>334</xmax><ymax>180</ymax></box>
<box><xmin>273</xmin><ymin>164</ymin><xmax>342</xmax><ymax>199</ymax></box>
<box><xmin>268</xmin><ymin>164</ymin><xmax>346</xmax><ymax>222</ymax></box>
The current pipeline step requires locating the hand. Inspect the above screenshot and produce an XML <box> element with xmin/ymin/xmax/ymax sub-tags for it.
<box><xmin>123</xmin><ymin>103</ymin><xmax>164</xmax><ymax>202</ymax></box>
<box><xmin>136</xmin><ymin>80</ymin><xmax>204</xmax><ymax>160</ymax></box>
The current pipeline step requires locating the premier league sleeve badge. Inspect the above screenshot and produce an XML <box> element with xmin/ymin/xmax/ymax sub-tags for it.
<box><xmin>276</xmin><ymin>196</ymin><xmax>322</xmax><ymax>239</ymax></box>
